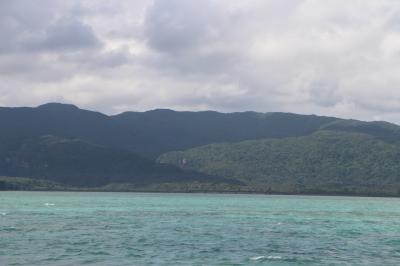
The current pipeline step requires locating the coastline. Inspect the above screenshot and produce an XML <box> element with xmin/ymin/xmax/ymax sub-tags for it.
<box><xmin>2</xmin><ymin>187</ymin><xmax>399</xmax><ymax>199</ymax></box>
<box><xmin>2</xmin><ymin>176</ymin><xmax>399</xmax><ymax>198</ymax></box>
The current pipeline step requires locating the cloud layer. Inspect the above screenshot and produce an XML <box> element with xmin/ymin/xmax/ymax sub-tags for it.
<box><xmin>1</xmin><ymin>0</ymin><xmax>400</xmax><ymax>122</ymax></box>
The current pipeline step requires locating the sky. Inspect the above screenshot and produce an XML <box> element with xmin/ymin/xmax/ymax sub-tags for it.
<box><xmin>1</xmin><ymin>0</ymin><xmax>400</xmax><ymax>123</ymax></box>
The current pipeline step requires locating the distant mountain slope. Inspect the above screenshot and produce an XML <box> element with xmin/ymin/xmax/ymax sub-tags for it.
<box><xmin>321</xmin><ymin>119</ymin><xmax>400</xmax><ymax>141</ymax></box>
<box><xmin>0</xmin><ymin>103</ymin><xmax>130</xmax><ymax>151</ymax></box>
<box><xmin>0</xmin><ymin>135</ymin><xmax>237</xmax><ymax>187</ymax></box>
<box><xmin>113</xmin><ymin>110</ymin><xmax>337</xmax><ymax>156</ymax></box>
<box><xmin>2</xmin><ymin>103</ymin><xmax>400</xmax><ymax>157</ymax></box>
<box><xmin>3</xmin><ymin>103</ymin><xmax>400</xmax><ymax>194</ymax></box>
<box><xmin>159</xmin><ymin>131</ymin><xmax>400</xmax><ymax>196</ymax></box>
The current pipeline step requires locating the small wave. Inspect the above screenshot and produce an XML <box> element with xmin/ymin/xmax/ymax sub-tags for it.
<box><xmin>250</xmin><ymin>256</ymin><xmax>265</xmax><ymax>261</ymax></box>
<box><xmin>44</xmin><ymin>203</ymin><xmax>55</xmax><ymax>206</ymax></box>
<box><xmin>1</xmin><ymin>212</ymin><xmax>6</xmax><ymax>215</ymax></box>
<box><xmin>250</xmin><ymin>255</ymin><xmax>282</xmax><ymax>261</ymax></box>
<box><xmin>2</xmin><ymin>227</ymin><xmax>20</xmax><ymax>232</ymax></box>
<box><xmin>267</xmin><ymin>256</ymin><xmax>282</xmax><ymax>260</ymax></box>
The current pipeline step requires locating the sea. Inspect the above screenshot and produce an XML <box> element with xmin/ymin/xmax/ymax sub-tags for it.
<box><xmin>1</xmin><ymin>192</ymin><xmax>400</xmax><ymax>265</ymax></box>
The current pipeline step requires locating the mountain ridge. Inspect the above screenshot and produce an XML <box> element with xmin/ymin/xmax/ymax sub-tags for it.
<box><xmin>1</xmin><ymin>102</ymin><xmax>400</xmax><ymax>195</ymax></box>
<box><xmin>1</xmin><ymin>103</ymin><xmax>399</xmax><ymax>155</ymax></box>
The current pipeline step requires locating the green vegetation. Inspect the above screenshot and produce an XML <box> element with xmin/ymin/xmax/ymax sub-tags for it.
<box><xmin>0</xmin><ymin>176</ymin><xmax>244</xmax><ymax>193</ymax></box>
<box><xmin>159</xmin><ymin>131</ymin><xmax>400</xmax><ymax>196</ymax></box>
<box><xmin>0</xmin><ymin>176</ymin><xmax>67</xmax><ymax>191</ymax></box>
<box><xmin>0</xmin><ymin>135</ymin><xmax>239</xmax><ymax>188</ymax></box>
<box><xmin>2</xmin><ymin>103</ymin><xmax>400</xmax><ymax>195</ymax></box>
<box><xmin>5</xmin><ymin>102</ymin><xmax>400</xmax><ymax>158</ymax></box>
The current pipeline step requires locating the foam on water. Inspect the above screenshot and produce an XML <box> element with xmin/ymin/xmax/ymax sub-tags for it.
<box><xmin>44</xmin><ymin>203</ymin><xmax>55</xmax><ymax>206</ymax></box>
<box><xmin>250</xmin><ymin>255</ymin><xmax>282</xmax><ymax>261</ymax></box>
<box><xmin>267</xmin><ymin>256</ymin><xmax>282</xmax><ymax>260</ymax></box>
<box><xmin>250</xmin><ymin>256</ymin><xmax>265</xmax><ymax>261</ymax></box>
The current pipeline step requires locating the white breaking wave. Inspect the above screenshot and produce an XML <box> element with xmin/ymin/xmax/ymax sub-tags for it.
<box><xmin>44</xmin><ymin>203</ymin><xmax>55</xmax><ymax>206</ymax></box>
<box><xmin>250</xmin><ymin>256</ymin><xmax>265</xmax><ymax>261</ymax></box>
<box><xmin>250</xmin><ymin>255</ymin><xmax>282</xmax><ymax>261</ymax></box>
<box><xmin>1</xmin><ymin>212</ymin><xmax>6</xmax><ymax>215</ymax></box>
<box><xmin>267</xmin><ymin>256</ymin><xmax>282</xmax><ymax>260</ymax></box>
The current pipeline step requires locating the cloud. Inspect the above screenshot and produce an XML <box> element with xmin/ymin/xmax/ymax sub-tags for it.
<box><xmin>1</xmin><ymin>0</ymin><xmax>400</xmax><ymax>123</ymax></box>
<box><xmin>28</xmin><ymin>18</ymin><xmax>101</xmax><ymax>52</ymax></box>
<box><xmin>0</xmin><ymin>2</ymin><xmax>100</xmax><ymax>54</ymax></box>
<box><xmin>144</xmin><ymin>0</ymin><xmax>223</xmax><ymax>54</ymax></box>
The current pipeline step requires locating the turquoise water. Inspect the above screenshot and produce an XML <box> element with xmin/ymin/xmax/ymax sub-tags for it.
<box><xmin>1</xmin><ymin>192</ymin><xmax>400</xmax><ymax>265</ymax></box>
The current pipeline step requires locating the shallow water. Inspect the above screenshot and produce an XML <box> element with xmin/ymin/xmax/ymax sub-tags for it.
<box><xmin>1</xmin><ymin>192</ymin><xmax>400</xmax><ymax>265</ymax></box>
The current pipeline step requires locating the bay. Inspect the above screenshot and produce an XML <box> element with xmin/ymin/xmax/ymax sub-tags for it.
<box><xmin>1</xmin><ymin>192</ymin><xmax>400</xmax><ymax>265</ymax></box>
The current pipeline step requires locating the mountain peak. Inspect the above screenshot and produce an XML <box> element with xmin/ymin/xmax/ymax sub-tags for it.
<box><xmin>37</xmin><ymin>102</ymin><xmax>79</xmax><ymax>110</ymax></box>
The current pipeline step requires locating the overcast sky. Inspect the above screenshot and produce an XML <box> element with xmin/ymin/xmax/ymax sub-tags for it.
<box><xmin>1</xmin><ymin>0</ymin><xmax>400</xmax><ymax>122</ymax></box>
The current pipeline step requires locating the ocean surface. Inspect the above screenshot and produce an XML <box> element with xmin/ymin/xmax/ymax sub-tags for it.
<box><xmin>1</xmin><ymin>192</ymin><xmax>400</xmax><ymax>266</ymax></box>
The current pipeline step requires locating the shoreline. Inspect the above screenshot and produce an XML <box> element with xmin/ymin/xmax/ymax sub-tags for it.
<box><xmin>1</xmin><ymin>188</ymin><xmax>399</xmax><ymax>199</ymax></box>
<box><xmin>2</xmin><ymin>176</ymin><xmax>399</xmax><ymax>198</ymax></box>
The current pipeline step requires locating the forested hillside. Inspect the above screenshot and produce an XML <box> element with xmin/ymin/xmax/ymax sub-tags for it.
<box><xmin>3</xmin><ymin>103</ymin><xmax>400</xmax><ymax>157</ymax></box>
<box><xmin>0</xmin><ymin>135</ymin><xmax>239</xmax><ymax>188</ymax></box>
<box><xmin>2</xmin><ymin>103</ymin><xmax>400</xmax><ymax>195</ymax></box>
<box><xmin>159</xmin><ymin>131</ymin><xmax>400</xmax><ymax>196</ymax></box>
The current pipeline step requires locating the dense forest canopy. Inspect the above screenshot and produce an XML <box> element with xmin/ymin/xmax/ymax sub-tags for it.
<box><xmin>1</xmin><ymin>103</ymin><xmax>400</xmax><ymax>196</ymax></box>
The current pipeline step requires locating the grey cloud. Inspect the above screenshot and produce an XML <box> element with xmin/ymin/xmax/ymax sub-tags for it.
<box><xmin>0</xmin><ymin>1</ymin><xmax>101</xmax><ymax>54</ymax></box>
<box><xmin>144</xmin><ymin>0</ymin><xmax>218</xmax><ymax>54</ymax></box>
<box><xmin>2</xmin><ymin>0</ymin><xmax>400</xmax><ymax>124</ymax></box>
<box><xmin>27</xmin><ymin>18</ymin><xmax>101</xmax><ymax>52</ymax></box>
<box><xmin>59</xmin><ymin>48</ymin><xmax>132</xmax><ymax>69</ymax></box>
<box><xmin>141</xmin><ymin>0</ymin><xmax>400</xmax><ymax>119</ymax></box>
<box><xmin>309</xmin><ymin>81</ymin><xmax>342</xmax><ymax>108</ymax></box>
<box><xmin>0</xmin><ymin>0</ymin><xmax>59</xmax><ymax>29</ymax></box>
<box><xmin>0</xmin><ymin>0</ymin><xmax>61</xmax><ymax>53</ymax></box>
